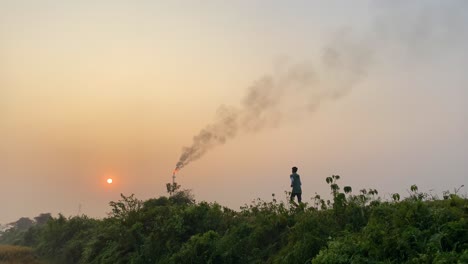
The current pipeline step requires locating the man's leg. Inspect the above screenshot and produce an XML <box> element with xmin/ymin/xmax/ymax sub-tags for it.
<box><xmin>297</xmin><ymin>193</ymin><xmax>302</xmax><ymax>203</ymax></box>
<box><xmin>290</xmin><ymin>192</ymin><xmax>295</xmax><ymax>202</ymax></box>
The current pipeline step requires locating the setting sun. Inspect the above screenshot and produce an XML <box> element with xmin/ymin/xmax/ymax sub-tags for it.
<box><xmin>107</xmin><ymin>178</ymin><xmax>113</xmax><ymax>184</ymax></box>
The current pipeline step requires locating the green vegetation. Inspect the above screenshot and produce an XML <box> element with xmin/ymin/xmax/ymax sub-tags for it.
<box><xmin>0</xmin><ymin>245</ymin><xmax>43</xmax><ymax>264</ymax></box>
<box><xmin>1</xmin><ymin>177</ymin><xmax>467</xmax><ymax>263</ymax></box>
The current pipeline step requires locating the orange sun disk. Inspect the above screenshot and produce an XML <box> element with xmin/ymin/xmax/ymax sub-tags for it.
<box><xmin>107</xmin><ymin>178</ymin><xmax>113</xmax><ymax>184</ymax></box>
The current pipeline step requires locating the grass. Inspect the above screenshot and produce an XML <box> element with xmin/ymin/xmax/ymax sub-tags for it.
<box><xmin>0</xmin><ymin>245</ymin><xmax>43</xmax><ymax>264</ymax></box>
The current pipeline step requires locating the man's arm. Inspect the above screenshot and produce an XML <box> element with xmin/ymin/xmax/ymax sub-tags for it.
<box><xmin>290</xmin><ymin>175</ymin><xmax>294</xmax><ymax>187</ymax></box>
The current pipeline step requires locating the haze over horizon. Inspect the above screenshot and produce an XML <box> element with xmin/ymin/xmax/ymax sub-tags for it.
<box><xmin>1</xmin><ymin>1</ymin><xmax>467</xmax><ymax>224</ymax></box>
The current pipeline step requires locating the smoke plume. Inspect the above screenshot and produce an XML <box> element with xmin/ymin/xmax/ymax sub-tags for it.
<box><xmin>175</xmin><ymin>0</ymin><xmax>468</xmax><ymax>171</ymax></box>
<box><xmin>175</xmin><ymin>33</ymin><xmax>372</xmax><ymax>171</ymax></box>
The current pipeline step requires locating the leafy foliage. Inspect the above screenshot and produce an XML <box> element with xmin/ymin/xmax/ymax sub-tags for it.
<box><xmin>0</xmin><ymin>245</ymin><xmax>43</xmax><ymax>264</ymax></box>
<box><xmin>1</xmin><ymin>178</ymin><xmax>467</xmax><ymax>263</ymax></box>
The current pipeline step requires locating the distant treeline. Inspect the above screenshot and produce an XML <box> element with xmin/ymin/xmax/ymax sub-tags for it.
<box><xmin>1</xmin><ymin>176</ymin><xmax>467</xmax><ymax>264</ymax></box>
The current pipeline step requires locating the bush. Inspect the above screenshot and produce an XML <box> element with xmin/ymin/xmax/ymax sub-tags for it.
<box><xmin>1</xmin><ymin>178</ymin><xmax>467</xmax><ymax>264</ymax></box>
<box><xmin>0</xmin><ymin>245</ymin><xmax>43</xmax><ymax>264</ymax></box>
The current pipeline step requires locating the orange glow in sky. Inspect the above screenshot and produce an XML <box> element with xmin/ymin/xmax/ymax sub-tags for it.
<box><xmin>0</xmin><ymin>1</ymin><xmax>467</xmax><ymax>225</ymax></box>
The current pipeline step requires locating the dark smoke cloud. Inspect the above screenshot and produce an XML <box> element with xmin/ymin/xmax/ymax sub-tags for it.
<box><xmin>176</xmin><ymin>1</ymin><xmax>468</xmax><ymax>171</ymax></box>
<box><xmin>175</xmin><ymin>33</ymin><xmax>371</xmax><ymax>170</ymax></box>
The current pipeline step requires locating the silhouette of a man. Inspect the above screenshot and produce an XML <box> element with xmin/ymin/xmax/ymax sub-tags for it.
<box><xmin>290</xmin><ymin>166</ymin><xmax>302</xmax><ymax>203</ymax></box>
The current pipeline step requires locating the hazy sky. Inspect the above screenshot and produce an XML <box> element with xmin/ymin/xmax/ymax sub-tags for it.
<box><xmin>1</xmin><ymin>1</ymin><xmax>467</xmax><ymax>224</ymax></box>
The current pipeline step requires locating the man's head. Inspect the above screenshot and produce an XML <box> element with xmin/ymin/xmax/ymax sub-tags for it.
<box><xmin>292</xmin><ymin>167</ymin><xmax>298</xmax><ymax>173</ymax></box>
